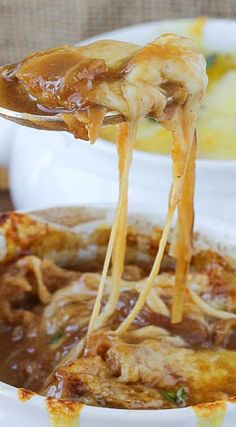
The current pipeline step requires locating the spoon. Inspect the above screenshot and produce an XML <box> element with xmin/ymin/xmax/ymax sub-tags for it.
<box><xmin>0</xmin><ymin>105</ymin><xmax>127</xmax><ymax>132</ymax></box>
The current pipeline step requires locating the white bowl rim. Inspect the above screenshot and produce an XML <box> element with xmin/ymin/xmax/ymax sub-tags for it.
<box><xmin>80</xmin><ymin>17</ymin><xmax>236</xmax><ymax>167</ymax></box>
<box><xmin>0</xmin><ymin>378</ymin><xmax>235</xmax><ymax>422</ymax></box>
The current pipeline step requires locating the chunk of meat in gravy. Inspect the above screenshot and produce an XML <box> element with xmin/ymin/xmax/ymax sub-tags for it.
<box><xmin>47</xmin><ymin>355</ymin><xmax>171</xmax><ymax>409</ymax></box>
<box><xmin>192</xmin><ymin>251</ymin><xmax>236</xmax><ymax>304</ymax></box>
<box><xmin>0</xmin><ymin>41</ymin><xmax>140</xmax><ymax>117</ymax></box>
<box><xmin>0</xmin><ymin>257</ymin><xmax>79</xmax><ymax>324</ymax></box>
<box><xmin>212</xmin><ymin>318</ymin><xmax>236</xmax><ymax>349</ymax></box>
<box><xmin>47</xmin><ymin>332</ymin><xmax>236</xmax><ymax>408</ymax></box>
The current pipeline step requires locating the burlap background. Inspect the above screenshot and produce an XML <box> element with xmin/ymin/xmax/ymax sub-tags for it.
<box><xmin>1</xmin><ymin>0</ymin><xmax>236</xmax><ymax>64</ymax></box>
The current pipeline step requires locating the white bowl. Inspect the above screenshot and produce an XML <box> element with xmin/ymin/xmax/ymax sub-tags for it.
<box><xmin>1</xmin><ymin>381</ymin><xmax>235</xmax><ymax>427</ymax></box>
<box><xmin>1</xmin><ymin>18</ymin><xmax>236</xmax><ymax>225</ymax></box>
<box><xmin>0</xmin><ymin>205</ymin><xmax>236</xmax><ymax>426</ymax></box>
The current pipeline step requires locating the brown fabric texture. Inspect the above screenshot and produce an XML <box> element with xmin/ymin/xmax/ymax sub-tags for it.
<box><xmin>0</xmin><ymin>0</ymin><xmax>236</xmax><ymax>64</ymax></box>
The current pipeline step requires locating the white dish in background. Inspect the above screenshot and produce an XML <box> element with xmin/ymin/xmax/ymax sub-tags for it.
<box><xmin>0</xmin><ymin>19</ymin><xmax>236</xmax><ymax>225</ymax></box>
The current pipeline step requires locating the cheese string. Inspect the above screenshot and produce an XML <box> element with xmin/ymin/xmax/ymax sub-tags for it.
<box><xmin>169</xmin><ymin>101</ymin><xmax>198</xmax><ymax>323</ymax></box>
<box><xmin>117</xmin><ymin>205</ymin><xmax>175</xmax><ymax>334</ymax></box>
<box><xmin>87</xmin><ymin>121</ymin><xmax>137</xmax><ymax>334</ymax></box>
<box><xmin>91</xmin><ymin>123</ymin><xmax>129</xmax><ymax>331</ymax></box>
<box><xmin>117</xmin><ymin>104</ymin><xmax>198</xmax><ymax>334</ymax></box>
<box><xmin>171</xmin><ymin>135</ymin><xmax>196</xmax><ymax>323</ymax></box>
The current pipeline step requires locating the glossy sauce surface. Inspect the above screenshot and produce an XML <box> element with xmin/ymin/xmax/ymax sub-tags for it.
<box><xmin>0</xmin><ymin>41</ymin><xmax>139</xmax><ymax>122</ymax></box>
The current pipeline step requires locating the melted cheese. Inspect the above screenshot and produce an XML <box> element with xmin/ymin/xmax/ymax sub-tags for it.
<box><xmin>170</xmin><ymin>110</ymin><xmax>197</xmax><ymax>323</ymax></box>
<box><xmin>189</xmin><ymin>289</ymin><xmax>236</xmax><ymax>320</ymax></box>
<box><xmin>89</xmin><ymin>123</ymin><xmax>131</xmax><ymax>331</ymax></box>
<box><xmin>194</xmin><ymin>402</ymin><xmax>227</xmax><ymax>427</ymax></box>
<box><xmin>88</xmin><ymin>121</ymin><xmax>137</xmax><ymax>333</ymax></box>
<box><xmin>87</xmin><ymin>34</ymin><xmax>207</xmax><ymax>335</ymax></box>
<box><xmin>0</xmin><ymin>34</ymin><xmax>208</xmax><ymax>336</ymax></box>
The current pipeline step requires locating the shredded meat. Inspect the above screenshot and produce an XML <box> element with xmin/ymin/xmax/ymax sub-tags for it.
<box><xmin>212</xmin><ymin>318</ymin><xmax>236</xmax><ymax>348</ymax></box>
<box><xmin>0</xmin><ymin>256</ymin><xmax>79</xmax><ymax>324</ymax></box>
<box><xmin>41</xmin><ymin>259</ymin><xmax>78</xmax><ymax>292</ymax></box>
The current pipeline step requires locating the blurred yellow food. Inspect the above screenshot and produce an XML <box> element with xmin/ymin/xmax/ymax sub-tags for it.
<box><xmin>100</xmin><ymin>19</ymin><xmax>236</xmax><ymax>160</ymax></box>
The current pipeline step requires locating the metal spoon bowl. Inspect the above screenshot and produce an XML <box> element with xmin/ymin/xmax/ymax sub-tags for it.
<box><xmin>0</xmin><ymin>105</ymin><xmax>127</xmax><ymax>132</ymax></box>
